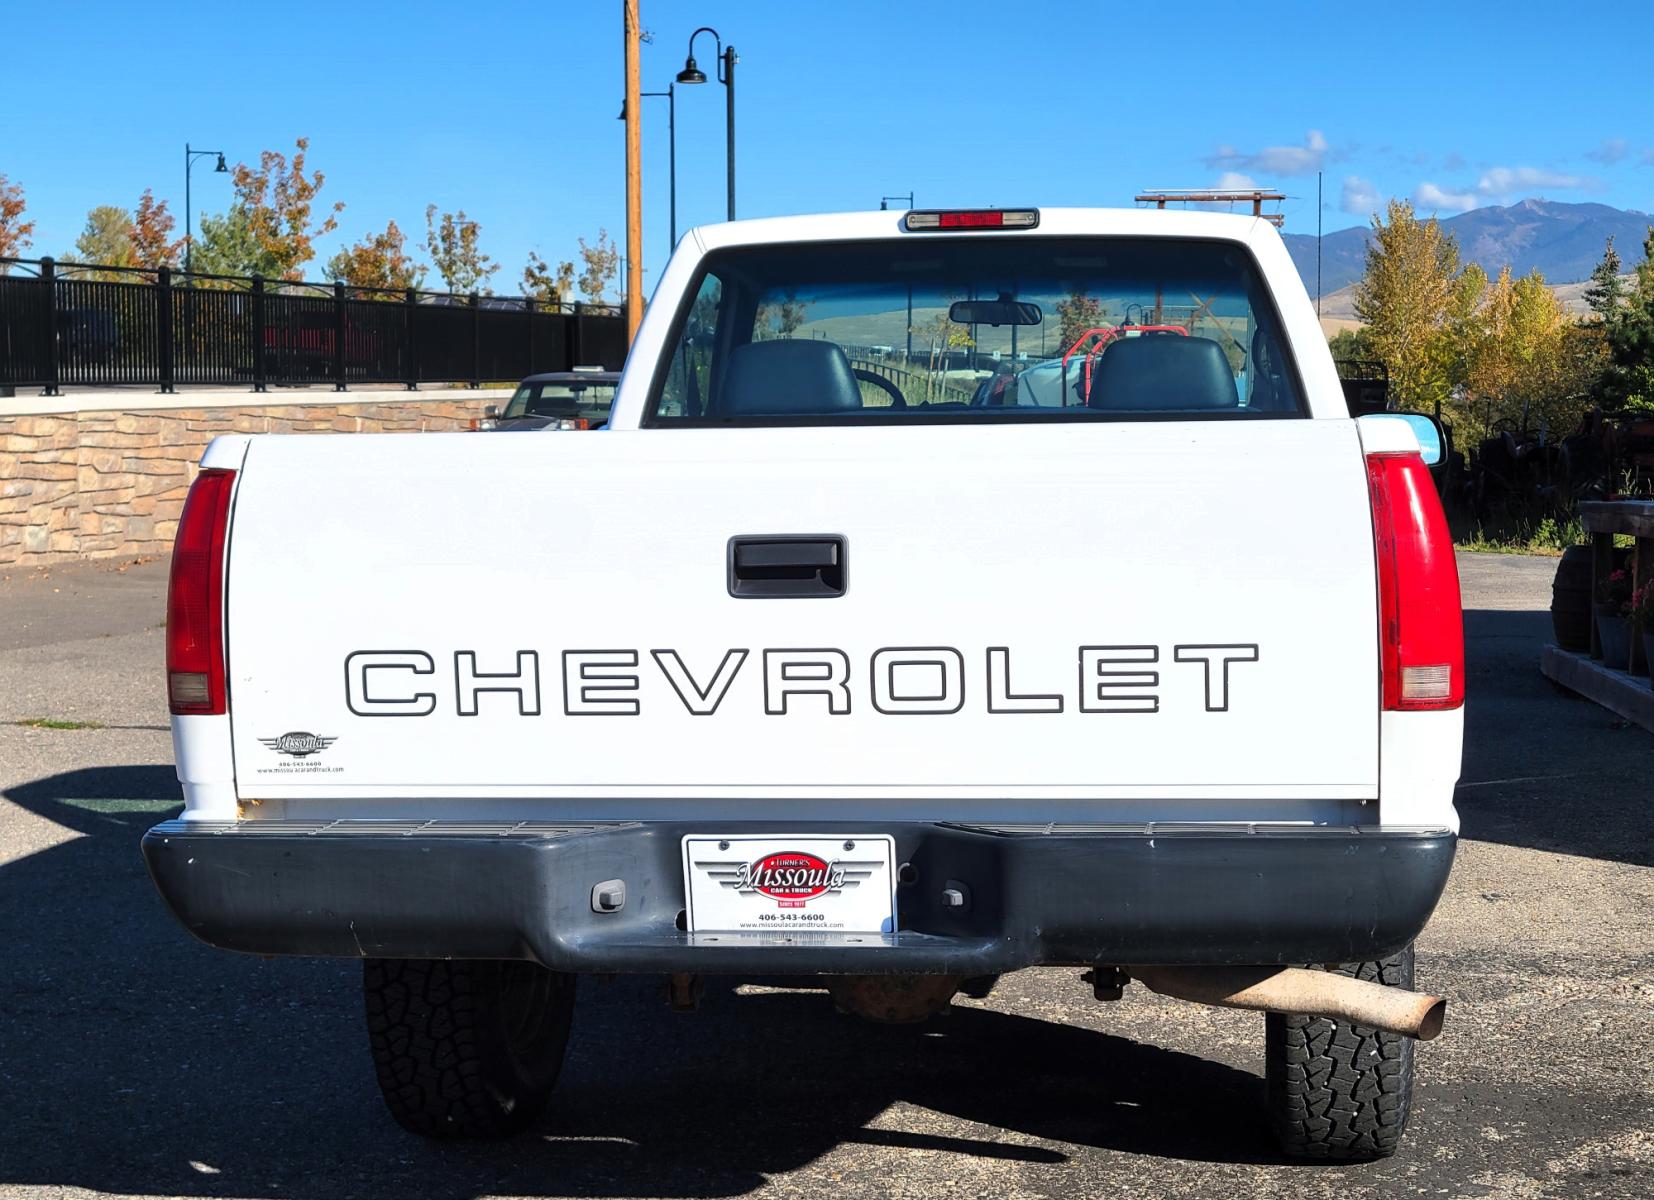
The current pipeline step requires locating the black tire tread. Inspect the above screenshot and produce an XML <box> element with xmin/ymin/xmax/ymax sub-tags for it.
<box><xmin>1265</xmin><ymin>948</ymin><xmax>1416</xmax><ymax>1161</ymax></box>
<box><xmin>362</xmin><ymin>958</ymin><xmax>573</xmax><ymax>1139</ymax></box>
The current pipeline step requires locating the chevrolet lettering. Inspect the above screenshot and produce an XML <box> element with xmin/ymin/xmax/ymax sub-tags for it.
<box><xmin>340</xmin><ymin>644</ymin><xmax>1261</xmax><ymax>716</ymax></box>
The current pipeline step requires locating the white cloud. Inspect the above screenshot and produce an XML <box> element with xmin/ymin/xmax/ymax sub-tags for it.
<box><xmin>1341</xmin><ymin>176</ymin><xmax>1381</xmax><ymax>216</ymax></box>
<box><xmin>1476</xmin><ymin>166</ymin><xmax>1593</xmax><ymax>196</ymax></box>
<box><xmin>1413</xmin><ymin>165</ymin><xmax>1597</xmax><ymax>213</ymax></box>
<box><xmin>1205</xmin><ymin>130</ymin><xmax>1330</xmax><ymax>177</ymax></box>
<box><xmin>1415</xmin><ymin>182</ymin><xmax>1480</xmax><ymax>213</ymax></box>
<box><xmin>1586</xmin><ymin>139</ymin><xmax>1628</xmax><ymax>165</ymax></box>
<box><xmin>1214</xmin><ymin>171</ymin><xmax>1259</xmax><ymax>191</ymax></box>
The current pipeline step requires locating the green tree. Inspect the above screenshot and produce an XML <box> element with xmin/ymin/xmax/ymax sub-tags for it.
<box><xmin>576</xmin><ymin>229</ymin><xmax>619</xmax><ymax>303</ymax></box>
<box><xmin>522</xmin><ymin>250</ymin><xmax>576</xmax><ymax>304</ymax></box>
<box><xmin>1573</xmin><ymin>237</ymin><xmax>1625</xmax><ymax>405</ymax></box>
<box><xmin>70</xmin><ymin>205</ymin><xmax>137</xmax><ymax>275</ymax></box>
<box><xmin>425</xmin><ymin>205</ymin><xmax>497</xmax><ymax>294</ymax></box>
<box><xmin>1439</xmin><ymin>262</ymin><xmax>1600</xmax><ymax>439</ymax></box>
<box><xmin>189</xmin><ymin>207</ymin><xmax>262</xmax><ymax>278</ymax></box>
<box><xmin>1597</xmin><ymin>227</ymin><xmax>1654</xmax><ymax>411</ymax></box>
<box><xmin>1582</xmin><ymin>236</ymin><xmax>1626</xmax><ymax>320</ymax></box>
<box><xmin>325</xmin><ymin>220</ymin><xmax>424</xmax><ymax>292</ymax></box>
<box><xmin>1438</xmin><ymin>263</ymin><xmax>1489</xmax><ymax>396</ymax></box>
<box><xmin>1465</xmin><ymin>267</ymin><xmax>1574</xmax><ymax>430</ymax></box>
<box><xmin>1326</xmin><ymin>326</ymin><xmax>1376</xmax><ymax>361</ymax></box>
<box><xmin>1353</xmin><ymin>199</ymin><xmax>1463</xmax><ymax>413</ymax></box>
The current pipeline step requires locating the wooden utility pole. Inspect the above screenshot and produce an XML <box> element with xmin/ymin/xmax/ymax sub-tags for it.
<box><xmin>623</xmin><ymin>0</ymin><xmax>644</xmax><ymax>342</ymax></box>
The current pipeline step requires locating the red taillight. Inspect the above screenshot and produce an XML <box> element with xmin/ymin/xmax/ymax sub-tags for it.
<box><xmin>167</xmin><ymin>468</ymin><xmax>235</xmax><ymax>715</ymax></box>
<box><xmin>1366</xmin><ymin>452</ymin><xmax>1463</xmax><ymax>710</ymax></box>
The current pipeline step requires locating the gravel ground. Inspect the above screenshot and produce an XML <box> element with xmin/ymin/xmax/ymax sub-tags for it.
<box><xmin>0</xmin><ymin>551</ymin><xmax>1649</xmax><ymax>1200</ymax></box>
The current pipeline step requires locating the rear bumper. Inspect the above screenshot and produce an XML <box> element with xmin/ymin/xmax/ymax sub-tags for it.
<box><xmin>141</xmin><ymin>819</ymin><xmax>1455</xmax><ymax>974</ymax></box>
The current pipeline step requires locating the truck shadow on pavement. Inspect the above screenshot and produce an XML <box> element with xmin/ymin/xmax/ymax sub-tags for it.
<box><xmin>1458</xmin><ymin>608</ymin><xmax>1654</xmax><ymax>868</ymax></box>
<box><xmin>1</xmin><ymin>766</ymin><xmax>1315</xmax><ymax>1200</ymax></box>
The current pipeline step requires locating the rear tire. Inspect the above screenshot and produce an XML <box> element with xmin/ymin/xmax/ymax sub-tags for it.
<box><xmin>1264</xmin><ymin>946</ymin><xmax>1416</xmax><ymax>1160</ymax></box>
<box><xmin>363</xmin><ymin>958</ymin><xmax>575</xmax><ymax>1139</ymax></box>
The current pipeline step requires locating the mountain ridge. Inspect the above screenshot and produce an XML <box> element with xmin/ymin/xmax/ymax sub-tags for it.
<box><xmin>1283</xmin><ymin>199</ymin><xmax>1654</xmax><ymax>297</ymax></box>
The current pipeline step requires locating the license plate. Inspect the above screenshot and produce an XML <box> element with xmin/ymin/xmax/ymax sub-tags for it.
<box><xmin>682</xmin><ymin>834</ymin><xmax>897</xmax><ymax>935</ymax></box>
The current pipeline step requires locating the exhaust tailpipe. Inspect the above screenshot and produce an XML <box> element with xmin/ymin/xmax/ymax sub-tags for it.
<box><xmin>1131</xmin><ymin>966</ymin><xmax>1446</xmax><ymax>1040</ymax></box>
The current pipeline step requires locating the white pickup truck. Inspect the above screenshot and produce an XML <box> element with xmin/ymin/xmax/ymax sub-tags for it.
<box><xmin>145</xmin><ymin>207</ymin><xmax>1463</xmax><ymax>1161</ymax></box>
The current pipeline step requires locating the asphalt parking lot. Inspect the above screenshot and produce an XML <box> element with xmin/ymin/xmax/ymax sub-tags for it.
<box><xmin>1</xmin><ymin>552</ymin><xmax>1649</xmax><ymax>1200</ymax></box>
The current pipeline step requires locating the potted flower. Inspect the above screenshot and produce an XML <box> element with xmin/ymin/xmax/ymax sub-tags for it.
<box><xmin>1631</xmin><ymin>578</ymin><xmax>1654</xmax><ymax>686</ymax></box>
<box><xmin>1594</xmin><ymin>567</ymin><xmax>1634</xmax><ymax>669</ymax></box>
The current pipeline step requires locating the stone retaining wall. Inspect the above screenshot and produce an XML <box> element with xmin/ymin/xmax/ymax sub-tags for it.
<box><xmin>0</xmin><ymin>399</ymin><xmax>488</xmax><ymax>568</ymax></box>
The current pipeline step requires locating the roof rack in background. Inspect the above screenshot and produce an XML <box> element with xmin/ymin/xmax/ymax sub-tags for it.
<box><xmin>1135</xmin><ymin>190</ymin><xmax>1286</xmax><ymax>228</ymax></box>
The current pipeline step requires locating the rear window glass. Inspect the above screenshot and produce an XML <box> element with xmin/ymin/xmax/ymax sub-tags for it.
<box><xmin>645</xmin><ymin>237</ymin><xmax>1305</xmax><ymax>425</ymax></box>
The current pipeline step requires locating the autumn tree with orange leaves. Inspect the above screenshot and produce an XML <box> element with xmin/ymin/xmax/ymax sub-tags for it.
<box><xmin>325</xmin><ymin>220</ymin><xmax>425</xmax><ymax>292</ymax></box>
<box><xmin>131</xmin><ymin>189</ymin><xmax>183</xmax><ymax>268</ymax></box>
<box><xmin>236</xmin><ymin>137</ymin><xmax>342</xmax><ymax>279</ymax></box>
<box><xmin>0</xmin><ymin>174</ymin><xmax>35</xmax><ymax>267</ymax></box>
<box><xmin>193</xmin><ymin>138</ymin><xmax>342</xmax><ymax>279</ymax></box>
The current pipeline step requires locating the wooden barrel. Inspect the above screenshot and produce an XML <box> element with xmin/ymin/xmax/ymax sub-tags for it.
<box><xmin>1550</xmin><ymin>544</ymin><xmax>1594</xmax><ymax>650</ymax></box>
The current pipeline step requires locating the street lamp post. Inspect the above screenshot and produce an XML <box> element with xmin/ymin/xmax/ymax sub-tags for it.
<box><xmin>620</xmin><ymin>87</ymin><xmax>677</xmax><ymax>248</ymax></box>
<box><xmin>677</xmin><ymin>27</ymin><xmax>736</xmax><ymax>221</ymax></box>
<box><xmin>658</xmin><ymin>87</ymin><xmax>677</xmax><ymax>247</ymax></box>
<box><xmin>183</xmin><ymin>143</ymin><xmax>228</xmax><ymax>277</ymax></box>
<box><xmin>879</xmin><ymin>193</ymin><xmax>914</xmax><ymax>211</ymax></box>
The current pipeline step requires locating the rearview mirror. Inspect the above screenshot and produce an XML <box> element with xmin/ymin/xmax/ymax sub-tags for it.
<box><xmin>1360</xmin><ymin>411</ymin><xmax>1444</xmax><ymax>466</ymax></box>
<box><xmin>949</xmin><ymin>298</ymin><xmax>1042</xmax><ymax>327</ymax></box>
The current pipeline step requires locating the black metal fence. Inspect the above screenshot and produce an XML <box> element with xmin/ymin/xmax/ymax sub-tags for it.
<box><xmin>0</xmin><ymin>257</ymin><xmax>627</xmax><ymax>394</ymax></box>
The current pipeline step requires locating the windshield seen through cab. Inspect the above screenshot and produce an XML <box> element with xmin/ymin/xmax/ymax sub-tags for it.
<box><xmin>503</xmin><ymin>379</ymin><xmax>617</xmax><ymax>421</ymax></box>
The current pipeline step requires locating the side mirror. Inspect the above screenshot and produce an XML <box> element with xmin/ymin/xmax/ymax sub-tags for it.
<box><xmin>483</xmin><ymin>404</ymin><xmax>500</xmax><ymax>419</ymax></box>
<box><xmin>1359</xmin><ymin>411</ymin><xmax>1444</xmax><ymax>466</ymax></box>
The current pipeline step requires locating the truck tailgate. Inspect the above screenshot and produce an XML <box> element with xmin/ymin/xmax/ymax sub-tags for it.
<box><xmin>224</xmin><ymin>421</ymin><xmax>1378</xmax><ymax>806</ymax></box>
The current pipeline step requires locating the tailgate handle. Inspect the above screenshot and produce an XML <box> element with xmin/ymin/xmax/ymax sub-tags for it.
<box><xmin>728</xmin><ymin>536</ymin><xmax>847</xmax><ymax>599</ymax></box>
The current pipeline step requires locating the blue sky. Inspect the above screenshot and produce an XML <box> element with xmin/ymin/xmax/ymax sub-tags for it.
<box><xmin>5</xmin><ymin>0</ymin><xmax>1652</xmax><ymax>296</ymax></box>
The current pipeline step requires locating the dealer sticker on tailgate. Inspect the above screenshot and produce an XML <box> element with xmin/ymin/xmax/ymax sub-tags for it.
<box><xmin>682</xmin><ymin>835</ymin><xmax>897</xmax><ymax>934</ymax></box>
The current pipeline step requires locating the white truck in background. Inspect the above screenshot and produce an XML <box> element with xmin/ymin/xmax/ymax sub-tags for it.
<box><xmin>145</xmin><ymin>207</ymin><xmax>1463</xmax><ymax>1161</ymax></box>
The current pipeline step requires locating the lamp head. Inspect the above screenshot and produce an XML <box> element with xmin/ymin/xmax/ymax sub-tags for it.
<box><xmin>676</xmin><ymin>57</ymin><xmax>707</xmax><ymax>85</ymax></box>
<box><xmin>213</xmin><ymin>154</ymin><xmax>228</xmax><ymax>173</ymax></box>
